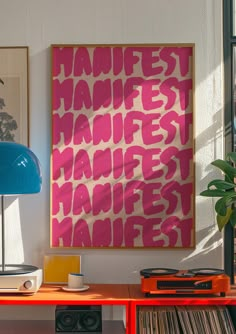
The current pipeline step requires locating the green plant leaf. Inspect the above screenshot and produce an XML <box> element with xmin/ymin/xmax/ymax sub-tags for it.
<box><xmin>230</xmin><ymin>209</ymin><xmax>236</xmax><ymax>227</ymax></box>
<box><xmin>207</xmin><ymin>179</ymin><xmax>235</xmax><ymax>190</ymax></box>
<box><xmin>211</xmin><ymin>159</ymin><xmax>236</xmax><ymax>183</ymax></box>
<box><xmin>215</xmin><ymin>198</ymin><xmax>227</xmax><ymax>216</ymax></box>
<box><xmin>200</xmin><ymin>189</ymin><xmax>230</xmax><ymax>197</ymax></box>
<box><xmin>200</xmin><ymin>152</ymin><xmax>236</xmax><ymax>231</ymax></box>
<box><xmin>215</xmin><ymin>193</ymin><xmax>236</xmax><ymax>215</ymax></box>
<box><xmin>217</xmin><ymin>207</ymin><xmax>233</xmax><ymax>231</ymax></box>
<box><xmin>226</xmin><ymin>152</ymin><xmax>236</xmax><ymax>164</ymax></box>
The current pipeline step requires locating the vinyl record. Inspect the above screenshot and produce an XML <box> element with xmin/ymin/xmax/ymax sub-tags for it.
<box><xmin>140</xmin><ymin>268</ymin><xmax>178</xmax><ymax>277</ymax></box>
<box><xmin>188</xmin><ymin>268</ymin><xmax>225</xmax><ymax>276</ymax></box>
<box><xmin>0</xmin><ymin>264</ymin><xmax>38</xmax><ymax>275</ymax></box>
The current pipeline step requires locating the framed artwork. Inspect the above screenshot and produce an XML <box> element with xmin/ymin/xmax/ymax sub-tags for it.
<box><xmin>51</xmin><ymin>44</ymin><xmax>195</xmax><ymax>249</ymax></box>
<box><xmin>0</xmin><ymin>47</ymin><xmax>29</xmax><ymax>146</ymax></box>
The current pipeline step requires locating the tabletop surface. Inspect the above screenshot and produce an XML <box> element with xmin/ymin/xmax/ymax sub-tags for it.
<box><xmin>0</xmin><ymin>284</ymin><xmax>130</xmax><ymax>304</ymax></box>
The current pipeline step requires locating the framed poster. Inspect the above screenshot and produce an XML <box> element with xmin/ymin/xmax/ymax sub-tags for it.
<box><xmin>51</xmin><ymin>44</ymin><xmax>195</xmax><ymax>249</ymax></box>
<box><xmin>0</xmin><ymin>47</ymin><xmax>29</xmax><ymax>145</ymax></box>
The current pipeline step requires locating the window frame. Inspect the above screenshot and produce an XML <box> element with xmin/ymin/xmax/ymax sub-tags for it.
<box><xmin>223</xmin><ymin>0</ymin><xmax>235</xmax><ymax>284</ymax></box>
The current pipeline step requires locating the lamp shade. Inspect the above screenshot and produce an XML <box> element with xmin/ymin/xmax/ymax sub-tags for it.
<box><xmin>0</xmin><ymin>142</ymin><xmax>42</xmax><ymax>195</ymax></box>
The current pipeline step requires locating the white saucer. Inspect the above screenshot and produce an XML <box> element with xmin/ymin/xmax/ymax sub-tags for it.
<box><xmin>62</xmin><ymin>285</ymin><xmax>89</xmax><ymax>292</ymax></box>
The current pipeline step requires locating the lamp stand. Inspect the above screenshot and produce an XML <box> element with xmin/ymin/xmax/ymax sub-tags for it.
<box><xmin>0</xmin><ymin>195</ymin><xmax>5</xmax><ymax>272</ymax></box>
<box><xmin>0</xmin><ymin>195</ymin><xmax>38</xmax><ymax>275</ymax></box>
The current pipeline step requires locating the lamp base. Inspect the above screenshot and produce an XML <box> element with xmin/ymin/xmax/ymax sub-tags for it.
<box><xmin>0</xmin><ymin>267</ymin><xmax>42</xmax><ymax>294</ymax></box>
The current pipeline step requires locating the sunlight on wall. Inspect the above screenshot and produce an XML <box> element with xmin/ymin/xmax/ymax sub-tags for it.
<box><xmin>0</xmin><ymin>197</ymin><xmax>24</xmax><ymax>264</ymax></box>
<box><xmin>181</xmin><ymin>226</ymin><xmax>223</xmax><ymax>262</ymax></box>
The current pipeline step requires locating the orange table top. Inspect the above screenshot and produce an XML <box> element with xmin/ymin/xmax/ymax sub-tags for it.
<box><xmin>0</xmin><ymin>284</ymin><xmax>130</xmax><ymax>305</ymax></box>
<box><xmin>2</xmin><ymin>283</ymin><xmax>236</xmax><ymax>305</ymax></box>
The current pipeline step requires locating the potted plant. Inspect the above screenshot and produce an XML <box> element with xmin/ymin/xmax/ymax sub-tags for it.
<box><xmin>200</xmin><ymin>152</ymin><xmax>236</xmax><ymax>231</ymax></box>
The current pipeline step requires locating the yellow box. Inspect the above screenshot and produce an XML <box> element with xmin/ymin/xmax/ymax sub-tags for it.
<box><xmin>43</xmin><ymin>255</ymin><xmax>81</xmax><ymax>284</ymax></box>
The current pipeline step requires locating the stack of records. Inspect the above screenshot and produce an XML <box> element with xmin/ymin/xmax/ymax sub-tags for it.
<box><xmin>138</xmin><ymin>305</ymin><xmax>236</xmax><ymax>334</ymax></box>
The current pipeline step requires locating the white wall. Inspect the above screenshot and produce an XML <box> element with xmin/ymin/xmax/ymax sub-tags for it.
<box><xmin>0</xmin><ymin>0</ymin><xmax>224</xmax><ymax>319</ymax></box>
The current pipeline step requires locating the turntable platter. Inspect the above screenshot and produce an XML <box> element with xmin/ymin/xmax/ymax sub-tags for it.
<box><xmin>0</xmin><ymin>264</ymin><xmax>39</xmax><ymax>275</ymax></box>
<box><xmin>140</xmin><ymin>268</ymin><xmax>178</xmax><ymax>277</ymax></box>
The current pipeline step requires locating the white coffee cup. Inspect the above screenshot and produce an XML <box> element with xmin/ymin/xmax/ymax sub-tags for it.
<box><xmin>68</xmin><ymin>273</ymin><xmax>84</xmax><ymax>289</ymax></box>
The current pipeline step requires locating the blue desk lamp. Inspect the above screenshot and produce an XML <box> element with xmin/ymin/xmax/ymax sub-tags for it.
<box><xmin>0</xmin><ymin>142</ymin><xmax>42</xmax><ymax>275</ymax></box>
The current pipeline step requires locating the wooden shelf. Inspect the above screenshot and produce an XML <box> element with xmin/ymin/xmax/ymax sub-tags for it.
<box><xmin>0</xmin><ymin>320</ymin><xmax>125</xmax><ymax>334</ymax></box>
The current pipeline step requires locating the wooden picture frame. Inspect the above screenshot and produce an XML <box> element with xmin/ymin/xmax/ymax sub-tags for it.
<box><xmin>50</xmin><ymin>44</ymin><xmax>195</xmax><ymax>249</ymax></box>
<box><xmin>0</xmin><ymin>46</ymin><xmax>29</xmax><ymax>146</ymax></box>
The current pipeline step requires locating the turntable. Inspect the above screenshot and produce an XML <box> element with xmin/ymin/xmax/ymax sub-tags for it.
<box><xmin>0</xmin><ymin>265</ymin><xmax>42</xmax><ymax>294</ymax></box>
<box><xmin>140</xmin><ymin>268</ymin><xmax>230</xmax><ymax>297</ymax></box>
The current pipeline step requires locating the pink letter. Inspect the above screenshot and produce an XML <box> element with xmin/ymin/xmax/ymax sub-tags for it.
<box><xmin>72</xmin><ymin>219</ymin><xmax>92</xmax><ymax>247</ymax></box>
<box><xmin>113</xmin><ymin>47</ymin><xmax>123</xmax><ymax>75</ymax></box>
<box><xmin>159</xmin><ymin>47</ymin><xmax>178</xmax><ymax>76</ymax></box>
<box><xmin>124</xmin><ymin>180</ymin><xmax>144</xmax><ymax>214</ymax></box>
<box><xmin>92</xmin><ymin>218</ymin><xmax>112</xmax><ymax>246</ymax></box>
<box><xmin>113</xmin><ymin>113</ymin><xmax>124</xmax><ymax>144</ymax></box>
<box><xmin>124</xmin><ymin>216</ymin><xmax>142</xmax><ymax>246</ymax></box>
<box><xmin>73</xmin><ymin>47</ymin><xmax>92</xmax><ymax>76</ymax></box>
<box><xmin>161</xmin><ymin>216</ymin><xmax>179</xmax><ymax>246</ymax></box>
<box><xmin>73</xmin><ymin>80</ymin><xmax>92</xmax><ymax>110</ymax></box>
<box><xmin>72</xmin><ymin>184</ymin><xmax>91</xmax><ymax>215</ymax></box>
<box><xmin>113</xmin><ymin>79</ymin><xmax>124</xmax><ymax>110</ymax></box>
<box><xmin>52</xmin><ymin>182</ymin><xmax>72</xmax><ymax>215</ymax></box>
<box><xmin>52</xmin><ymin>217</ymin><xmax>73</xmax><ymax>247</ymax></box>
<box><xmin>52</xmin><ymin>113</ymin><xmax>73</xmax><ymax>145</ymax></box>
<box><xmin>93</xmin><ymin>79</ymin><xmax>112</xmax><ymax>111</ymax></box>
<box><xmin>160</xmin><ymin>147</ymin><xmax>179</xmax><ymax>180</ymax></box>
<box><xmin>124</xmin><ymin>77</ymin><xmax>144</xmax><ymax>110</ymax></box>
<box><xmin>162</xmin><ymin>216</ymin><xmax>193</xmax><ymax>247</ymax></box>
<box><xmin>161</xmin><ymin>181</ymin><xmax>179</xmax><ymax>214</ymax></box>
<box><xmin>93</xmin><ymin>47</ymin><xmax>112</xmax><ymax>76</ymax></box>
<box><xmin>52</xmin><ymin>147</ymin><xmax>74</xmax><ymax>181</ymax></box>
<box><xmin>53</xmin><ymin>47</ymin><xmax>73</xmax><ymax>77</ymax></box>
<box><xmin>113</xmin><ymin>148</ymin><xmax>124</xmax><ymax>179</ymax></box>
<box><xmin>74</xmin><ymin>114</ymin><xmax>92</xmax><ymax>145</ymax></box>
<box><xmin>178</xmin><ymin>79</ymin><xmax>192</xmax><ymax>110</ymax></box>
<box><xmin>124</xmin><ymin>47</ymin><xmax>141</xmax><ymax>75</ymax></box>
<box><xmin>141</xmin><ymin>47</ymin><xmax>163</xmax><ymax>76</ymax></box>
<box><xmin>93</xmin><ymin>148</ymin><xmax>112</xmax><ymax>180</ymax></box>
<box><xmin>113</xmin><ymin>182</ymin><xmax>124</xmax><ymax>214</ymax></box>
<box><xmin>113</xmin><ymin>218</ymin><xmax>124</xmax><ymax>246</ymax></box>
<box><xmin>74</xmin><ymin>149</ymin><xmax>92</xmax><ymax>180</ymax></box>
<box><xmin>92</xmin><ymin>183</ymin><xmax>112</xmax><ymax>215</ymax></box>
<box><xmin>143</xmin><ymin>182</ymin><xmax>164</xmax><ymax>215</ymax></box>
<box><xmin>142</xmin><ymin>218</ymin><xmax>164</xmax><ymax>247</ymax></box>
<box><xmin>124</xmin><ymin>111</ymin><xmax>163</xmax><ymax>145</ymax></box>
<box><xmin>141</xmin><ymin>79</ymin><xmax>163</xmax><ymax>110</ymax></box>
<box><xmin>176</xmin><ymin>47</ymin><xmax>193</xmax><ymax>77</ymax></box>
<box><xmin>160</xmin><ymin>78</ymin><xmax>178</xmax><ymax>110</ymax></box>
<box><xmin>176</xmin><ymin>148</ymin><xmax>193</xmax><ymax>180</ymax></box>
<box><xmin>52</xmin><ymin>78</ymin><xmax>73</xmax><ymax>111</ymax></box>
<box><xmin>93</xmin><ymin>114</ymin><xmax>112</xmax><ymax>145</ymax></box>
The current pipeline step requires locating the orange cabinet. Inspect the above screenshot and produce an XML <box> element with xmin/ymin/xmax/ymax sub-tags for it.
<box><xmin>0</xmin><ymin>284</ymin><xmax>130</xmax><ymax>334</ymax></box>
